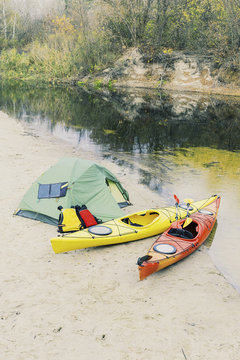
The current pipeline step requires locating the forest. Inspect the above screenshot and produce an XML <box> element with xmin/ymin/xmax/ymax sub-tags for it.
<box><xmin>0</xmin><ymin>0</ymin><xmax>239</xmax><ymax>84</ymax></box>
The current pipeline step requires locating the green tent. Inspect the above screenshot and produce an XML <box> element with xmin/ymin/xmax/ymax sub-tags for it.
<box><xmin>15</xmin><ymin>157</ymin><xmax>130</xmax><ymax>225</ymax></box>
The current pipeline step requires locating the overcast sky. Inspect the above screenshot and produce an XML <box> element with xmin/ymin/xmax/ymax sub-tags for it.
<box><xmin>12</xmin><ymin>0</ymin><xmax>64</xmax><ymax>18</ymax></box>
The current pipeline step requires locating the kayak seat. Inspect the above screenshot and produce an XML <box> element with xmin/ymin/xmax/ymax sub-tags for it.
<box><xmin>168</xmin><ymin>228</ymin><xmax>194</xmax><ymax>239</ymax></box>
<box><xmin>129</xmin><ymin>221</ymin><xmax>143</xmax><ymax>227</ymax></box>
<box><xmin>128</xmin><ymin>215</ymin><xmax>144</xmax><ymax>226</ymax></box>
<box><xmin>121</xmin><ymin>217</ymin><xmax>143</xmax><ymax>227</ymax></box>
<box><xmin>122</xmin><ymin>211</ymin><xmax>159</xmax><ymax>227</ymax></box>
<box><xmin>181</xmin><ymin>221</ymin><xmax>198</xmax><ymax>238</ymax></box>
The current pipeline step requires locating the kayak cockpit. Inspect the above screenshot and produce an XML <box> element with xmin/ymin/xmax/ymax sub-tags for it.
<box><xmin>168</xmin><ymin>228</ymin><xmax>194</xmax><ymax>239</ymax></box>
<box><xmin>168</xmin><ymin>221</ymin><xmax>198</xmax><ymax>240</ymax></box>
<box><xmin>121</xmin><ymin>211</ymin><xmax>159</xmax><ymax>227</ymax></box>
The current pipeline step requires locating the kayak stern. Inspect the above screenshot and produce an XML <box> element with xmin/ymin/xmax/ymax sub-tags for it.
<box><xmin>138</xmin><ymin>261</ymin><xmax>159</xmax><ymax>281</ymax></box>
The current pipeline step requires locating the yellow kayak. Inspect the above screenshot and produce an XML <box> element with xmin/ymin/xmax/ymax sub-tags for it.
<box><xmin>50</xmin><ymin>195</ymin><xmax>218</xmax><ymax>253</ymax></box>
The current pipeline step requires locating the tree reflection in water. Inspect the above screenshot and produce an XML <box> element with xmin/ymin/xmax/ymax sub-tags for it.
<box><xmin>0</xmin><ymin>83</ymin><xmax>239</xmax><ymax>153</ymax></box>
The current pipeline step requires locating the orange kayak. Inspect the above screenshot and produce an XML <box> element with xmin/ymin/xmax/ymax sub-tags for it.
<box><xmin>138</xmin><ymin>196</ymin><xmax>221</xmax><ymax>280</ymax></box>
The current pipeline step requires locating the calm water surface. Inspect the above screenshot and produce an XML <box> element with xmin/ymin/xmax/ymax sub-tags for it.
<box><xmin>1</xmin><ymin>84</ymin><xmax>240</xmax><ymax>291</ymax></box>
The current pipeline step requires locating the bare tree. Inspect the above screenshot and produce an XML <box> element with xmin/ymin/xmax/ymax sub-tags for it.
<box><xmin>2</xmin><ymin>0</ymin><xmax>7</xmax><ymax>39</ymax></box>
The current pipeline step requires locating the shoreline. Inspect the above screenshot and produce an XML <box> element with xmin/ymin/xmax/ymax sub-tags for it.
<box><xmin>1</xmin><ymin>110</ymin><xmax>240</xmax><ymax>359</ymax></box>
<box><xmin>1</xmin><ymin>65</ymin><xmax>240</xmax><ymax>99</ymax></box>
<box><xmin>112</xmin><ymin>82</ymin><xmax>240</xmax><ymax>97</ymax></box>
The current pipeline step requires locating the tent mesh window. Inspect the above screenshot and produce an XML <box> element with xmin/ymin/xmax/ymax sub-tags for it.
<box><xmin>38</xmin><ymin>182</ymin><xmax>68</xmax><ymax>199</ymax></box>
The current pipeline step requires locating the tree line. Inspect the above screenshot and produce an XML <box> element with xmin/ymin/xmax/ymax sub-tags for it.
<box><xmin>0</xmin><ymin>0</ymin><xmax>239</xmax><ymax>83</ymax></box>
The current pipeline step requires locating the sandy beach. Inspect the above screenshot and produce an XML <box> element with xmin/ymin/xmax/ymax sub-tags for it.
<box><xmin>1</xmin><ymin>110</ymin><xmax>240</xmax><ymax>360</ymax></box>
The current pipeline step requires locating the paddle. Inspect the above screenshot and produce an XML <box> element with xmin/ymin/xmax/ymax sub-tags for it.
<box><xmin>174</xmin><ymin>194</ymin><xmax>180</xmax><ymax>220</ymax></box>
<box><xmin>183</xmin><ymin>198</ymin><xmax>193</xmax><ymax>228</ymax></box>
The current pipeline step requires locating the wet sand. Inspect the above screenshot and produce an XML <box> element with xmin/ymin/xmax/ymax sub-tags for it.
<box><xmin>1</xmin><ymin>111</ymin><xmax>240</xmax><ymax>360</ymax></box>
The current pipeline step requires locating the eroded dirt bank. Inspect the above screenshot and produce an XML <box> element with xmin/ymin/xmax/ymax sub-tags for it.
<box><xmin>81</xmin><ymin>48</ymin><xmax>240</xmax><ymax>97</ymax></box>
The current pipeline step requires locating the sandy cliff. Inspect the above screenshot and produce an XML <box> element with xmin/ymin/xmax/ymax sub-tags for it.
<box><xmin>83</xmin><ymin>48</ymin><xmax>240</xmax><ymax>97</ymax></box>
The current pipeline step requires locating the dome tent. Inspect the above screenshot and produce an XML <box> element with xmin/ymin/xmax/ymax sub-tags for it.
<box><xmin>15</xmin><ymin>157</ymin><xmax>130</xmax><ymax>225</ymax></box>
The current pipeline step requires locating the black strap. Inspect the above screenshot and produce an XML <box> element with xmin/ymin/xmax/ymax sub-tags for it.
<box><xmin>137</xmin><ymin>255</ymin><xmax>152</xmax><ymax>266</ymax></box>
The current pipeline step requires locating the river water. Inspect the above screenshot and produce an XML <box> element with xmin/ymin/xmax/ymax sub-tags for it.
<box><xmin>1</xmin><ymin>83</ymin><xmax>240</xmax><ymax>291</ymax></box>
